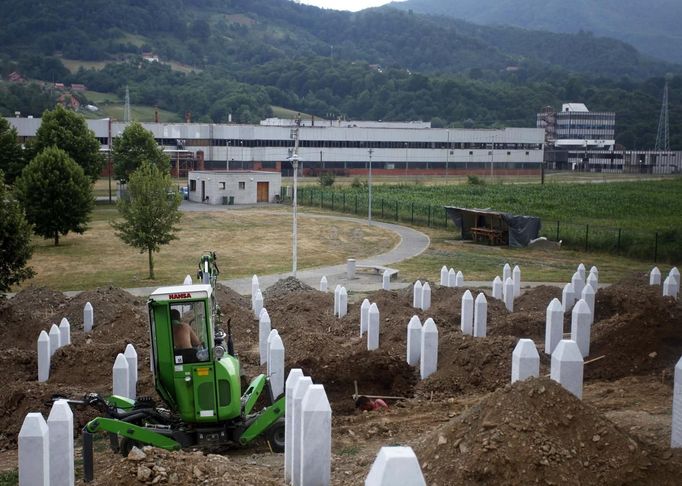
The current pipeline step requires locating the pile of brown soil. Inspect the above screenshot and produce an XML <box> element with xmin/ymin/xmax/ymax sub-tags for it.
<box><xmin>414</xmin><ymin>377</ymin><xmax>656</xmax><ymax>485</ymax></box>
<box><xmin>263</xmin><ymin>276</ymin><xmax>315</xmax><ymax>300</ymax></box>
<box><xmin>0</xmin><ymin>287</ymin><xmax>66</xmax><ymax>348</ymax></box>
<box><xmin>50</xmin><ymin>286</ymin><xmax>145</xmax><ymax>331</ymax></box>
<box><xmin>488</xmin><ymin>285</ymin><xmax>563</xmax><ymax>341</ymax></box>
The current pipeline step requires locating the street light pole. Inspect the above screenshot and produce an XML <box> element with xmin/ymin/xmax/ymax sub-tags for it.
<box><xmin>226</xmin><ymin>140</ymin><xmax>230</xmax><ymax>171</ymax></box>
<box><xmin>290</xmin><ymin>119</ymin><xmax>301</xmax><ymax>277</ymax></box>
<box><xmin>368</xmin><ymin>148</ymin><xmax>373</xmax><ymax>226</ymax></box>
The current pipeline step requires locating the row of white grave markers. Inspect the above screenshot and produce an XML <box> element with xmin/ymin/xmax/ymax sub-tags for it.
<box><xmin>439</xmin><ymin>266</ymin><xmax>463</xmax><ymax>288</ymax></box>
<box><xmin>412</xmin><ymin>280</ymin><xmax>432</xmax><ymax>311</ymax></box>
<box><xmin>18</xmin><ymin>399</ymin><xmax>75</xmax><ymax>486</ymax></box>
<box><xmin>37</xmin><ymin>318</ymin><xmax>73</xmax><ymax>382</ymax></box>
<box><xmin>285</xmin><ymin>369</ymin><xmax>332</xmax><ymax>486</ymax></box>
<box><xmin>659</xmin><ymin>266</ymin><xmax>680</xmax><ymax>299</ymax></box>
<box><xmin>267</xmin><ymin>329</ymin><xmax>285</xmax><ymax>399</ymax></box>
<box><xmin>112</xmin><ymin>344</ymin><xmax>138</xmax><ymax>399</ymax></box>
<box><xmin>404</xmin><ymin>316</ymin><xmax>438</xmax><ymax>379</ymax></box>
<box><xmin>334</xmin><ymin>285</ymin><xmax>348</xmax><ymax>317</ymax></box>
<box><xmin>365</xmin><ymin>446</ymin><xmax>426</xmax><ymax>486</ymax></box>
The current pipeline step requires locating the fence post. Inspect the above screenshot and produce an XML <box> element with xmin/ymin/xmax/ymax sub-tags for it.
<box><xmin>654</xmin><ymin>232</ymin><xmax>659</xmax><ymax>262</ymax></box>
<box><xmin>331</xmin><ymin>192</ymin><xmax>334</xmax><ymax>211</ymax></box>
<box><xmin>428</xmin><ymin>205</ymin><xmax>431</xmax><ymax>227</ymax></box>
<box><xmin>395</xmin><ymin>201</ymin><xmax>399</xmax><ymax>221</ymax></box>
<box><xmin>556</xmin><ymin>220</ymin><xmax>560</xmax><ymax>241</ymax></box>
<box><xmin>585</xmin><ymin>224</ymin><xmax>589</xmax><ymax>251</ymax></box>
<box><xmin>310</xmin><ymin>190</ymin><xmax>313</xmax><ymax>205</ymax></box>
<box><xmin>617</xmin><ymin>228</ymin><xmax>621</xmax><ymax>252</ymax></box>
<box><xmin>411</xmin><ymin>202</ymin><xmax>414</xmax><ymax>224</ymax></box>
<box><xmin>381</xmin><ymin>199</ymin><xmax>384</xmax><ymax>219</ymax></box>
<box><xmin>343</xmin><ymin>193</ymin><xmax>346</xmax><ymax>212</ymax></box>
<box><xmin>444</xmin><ymin>208</ymin><xmax>447</xmax><ymax>227</ymax></box>
<box><xmin>320</xmin><ymin>191</ymin><xmax>324</xmax><ymax>208</ymax></box>
<box><xmin>355</xmin><ymin>194</ymin><xmax>358</xmax><ymax>214</ymax></box>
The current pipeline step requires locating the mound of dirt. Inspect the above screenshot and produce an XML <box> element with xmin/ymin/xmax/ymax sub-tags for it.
<box><xmin>50</xmin><ymin>286</ymin><xmax>145</xmax><ymax>331</ymax></box>
<box><xmin>415</xmin><ymin>377</ymin><xmax>655</xmax><ymax>485</ymax></box>
<box><xmin>263</xmin><ymin>277</ymin><xmax>315</xmax><ymax>300</ymax></box>
<box><xmin>0</xmin><ymin>287</ymin><xmax>66</xmax><ymax>348</ymax></box>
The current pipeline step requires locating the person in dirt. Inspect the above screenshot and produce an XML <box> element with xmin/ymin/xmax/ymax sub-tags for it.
<box><xmin>171</xmin><ymin>309</ymin><xmax>201</xmax><ymax>349</ymax></box>
<box><xmin>355</xmin><ymin>395</ymin><xmax>389</xmax><ymax>412</ymax></box>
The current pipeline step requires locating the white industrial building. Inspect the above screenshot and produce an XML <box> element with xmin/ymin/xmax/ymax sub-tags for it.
<box><xmin>6</xmin><ymin>117</ymin><xmax>545</xmax><ymax>177</ymax></box>
<box><xmin>187</xmin><ymin>170</ymin><xmax>281</xmax><ymax>205</ymax></box>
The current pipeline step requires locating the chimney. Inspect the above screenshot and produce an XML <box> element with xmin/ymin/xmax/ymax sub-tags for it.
<box><xmin>155</xmin><ymin>106</ymin><xmax>159</xmax><ymax>123</ymax></box>
<box><xmin>196</xmin><ymin>151</ymin><xmax>205</xmax><ymax>171</ymax></box>
<box><xmin>185</xmin><ymin>112</ymin><xmax>192</xmax><ymax>123</ymax></box>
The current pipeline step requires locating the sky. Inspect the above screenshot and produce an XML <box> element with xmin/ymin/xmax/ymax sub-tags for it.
<box><xmin>295</xmin><ymin>0</ymin><xmax>402</xmax><ymax>12</ymax></box>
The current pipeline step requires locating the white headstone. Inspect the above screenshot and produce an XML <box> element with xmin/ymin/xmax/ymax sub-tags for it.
<box><xmin>420</xmin><ymin>282</ymin><xmax>431</xmax><ymax>311</ymax></box>
<box><xmin>365</xmin><ymin>446</ymin><xmax>426</xmax><ymax>486</ymax></box>
<box><xmin>83</xmin><ymin>302</ymin><xmax>93</xmax><ymax>333</ymax></box>
<box><xmin>268</xmin><ymin>333</ymin><xmax>285</xmax><ymax>400</ymax></box>
<box><xmin>124</xmin><ymin>344</ymin><xmax>138</xmax><ymax>400</ymax></box>
<box><xmin>577</xmin><ymin>263</ymin><xmax>586</xmax><ymax>280</ymax></box>
<box><xmin>183</xmin><ymin>274</ymin><xmax>193</xmax><ymax>285</ymax></box>
<box><xmin>18</xmin><ymin>412</ymin><xmax>49</xmax><ymax>486</ymax></box>
<box><xmin>382</xmin><ymin>270</ymin><xmax>391</xmax><ymax>290</ymax></box>
<box><xmin>663</xmin><ymin>276</ymin><xmax>674</xmax><ymax>297</ymax></box>
<box><xmin>292</xmin><ymin>377</ymin><xmax>313</xmax><ymax>486</ymax></box>
<box><xmin>48</xmin><ymin>324</ymin><xmax>61</xmax><ymax>356</ymax></box>
<box><xmin>447</xmin><ymin>268</ymin><xmax>456</xmax><ymax>287</ymax></box>
<box><xmin>589</xmin><ymin>265</ymin><xmax>598</xmax><ymax>278</ymax></box>
<box><xmin>285</xmin><ymin>369</ymin><xmax>304</xmax><ymax>482</ymax></box>
<box><xmin>37</xmin><ymin>330</ymin><xmax>50</xmax><ymax>382</ymax></box>
<box><xmin>492</xmin><ymin>276</ymin><xmax>503</xmax><ymax>300</ymax></box>
<box><xmin>420</xmin><ymin>318</ymin><xmax>438</xmax><ymax>380</ymax></box>
<box><xmin>253</xmin><ymin>290</ymin><xmax>264</xmax><ymax>319</ymax></box>
<box><xmin>338</xmin><ymin>287</ymin><xmax>348</xmax><ymax>318</ymax></box>
<box><xmin>581</xmin><ymin>283</ymin><xmax>596</xmax><ymax>317</ymax></box>
<box><xmin>511</xmin><ymin>339</ymin><xmax>540</xmax><ymax>383</ymax></box>
<box><xmin>412</xmin><ymin>281</ymin><xmax>423</xmax><ymax>309</ymax></box>
<box><xmin>551</xmin><ymin>339</ymin><xmax>584</xmax><ymax>399</ymax></box>
<box><xmin>259</xmin><ymin>308</ymin><xmax>271</xmax><ymax>365</ymax></box>
<box><xmin>455</xmin><ymin>271</ymin><xmax>464</xmax><ymax>288</ymax></box>
<box><xmin>319</xmin><ymin>276</ymin><xmax>328</xmax><ymax>293</ymax></box>
<box><xmin>650</xmin><ymin>267</ymin><xmax>661</xmax><ymax>285</ymax></box>
<box><xmin>562</xmin><ymin>283</ymin><xmax>575</xmax><ymax>313</ymax></box>
<box><xmin>512</xmin><ymin>265</ymin><xmax>521</xmax><ymax>298</ymax></box>
<box><xmin>545</xmin><ymin>298</ymin><xmax>564</xmax><ymax>355</ymax></box>
<box><xmin>360</xmin><ymin>299</ymin><xmax>370</xmax><ymax>336</ymax></box>
<box><xmin>586</xmin><ymin>272</ymin><xmax>598</xmax><ymax>291</ymax></box>
<box><xmin>571</xmin><ymin>271</ymin><xmax>584</xmax><ymax>299</ymax></box>
<box><xmin>334</xmin><ymin>284</ymin><xmax>341</xmax><ymax>316</ymax></box>
<box><xmin>670</xmin><ymin>267</ymin><xmax>680</xmax><ymax>286</ymax></box>
<box><xmin>58</xmin><ymin>318</ymin><xmax>71</xmax><ymax>347</ymax></box>
<box><xmin>504</xmin><ymin>277</ymin><xmax>514</xmax><ymax>312</ymax></box>
<box><xmin>113</xmin><ymin>353</ymin><xmax>130</xmax><ymax>398</ymax></box>
<box><xmin>48</xmin><ymin>400</ymin><xmax>74</xmax><ymax>486</ymax></box>
<box><xmin>473</xmin><ymin>293</ymin><xmax>487</xmax><ymax>338</ymax></box>
<box><xmin>570</xmin><ymin>299</ymin><xmax>592</xmax><ymax>358</ymax></box>
<box><xmin>672</xmin><ymin>356</ymin><xmax>682</xmax><ymax>448</ymax></box>
<box><xmin>368</xmin><ymin>303</ymin><xmax>380</xmax><ymax>351</ymax></box>
<box><xmin>503</xmin><ymin>263</ymin><xmax>511</xmax><ymax>283</ymax></box>
<box><xmin>266</xmin><ymin>329</ymin><xmax>279</xmax><ymax>371</ymax></box>
<box><xmin>406</xmin><ymin>316</ymin><xmax>422</xmax><ymax>366</ymax></box>
<box><xmin>300</xmin><ymin>385</ymin><xmax>332</xmax><ymax>486</ymax></box>
<box><xmin>347</xmin><ymin>258</ymin><xmax>356</xmax><ymax>280</ymax></box>
<box><xmin>460</xmin><ymin>290</ymin><xmax>474</xmax><ymax>335</ymax></box>
<box><xmin>251</xmin><ymin>274</ymin><xmax>260</xmax><ymax>307</ymax></box>
<box><xmin>440</xmin><ymin>266</ymin><xmax>448</xmax><ymax>286</ymax></box>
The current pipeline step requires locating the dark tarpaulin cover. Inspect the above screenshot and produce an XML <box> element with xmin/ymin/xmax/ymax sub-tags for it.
<box><xmin>445</xmin><ymin>207</ymin><xmax>541</xmax><ymax>248</ymax></box>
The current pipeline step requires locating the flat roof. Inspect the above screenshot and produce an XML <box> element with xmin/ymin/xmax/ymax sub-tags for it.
<box><xmin>149</xmin><ymin>284</ymin><xmax>212</xmax><ymax>301</ymax></box>
<box><xmin>189</xmin><ymin>170</ymin><xmax>280</xmax><ymax>175</ymax></box>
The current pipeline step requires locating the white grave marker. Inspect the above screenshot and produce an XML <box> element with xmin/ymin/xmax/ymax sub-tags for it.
<box><xmin>447</xmin><ymin>268</ymin><xmax>456</xmax><ymax>287</ymax></box>
<box><xmin>38</xmin><ymin>330</ymin><xmax>50</xmax><ymax>382</ymax></box>
<box><xmin>83</xmin><ymin>302</ymin><xmax>93</xmax><ymax>333</ymax></box>
<box><xmin>368</xmin><ymin>303</ymin><xmax>380</xmax><ymax>351</ymax></box>
<box><xmin>183</xmin><ymin>274</ymin><xmax>192</xmax><ymax>285</ymax></box>
<box><xmin>360</xmin><ymin>299</ymin><xmax>370</xmax><ymax>336</ymax></box>
<box><xmin>338</xmin><ymin>287</ymin><xmax>348</xmax><ymax>318</ymax></box>
<box><xmin>581</xmin><ymin>283</ymin><xmax>596</xmax><ymax>317</ymax></box>
<box><xmin>650</xmin><ymin>267</ymin><xmax>661</xmax><ymax>285</ymax></box>
<box><xmin>511</xmin><ymin>338</ymin><xmax>540</xmax><ymax>383</ymax></box>
<box><xmin>292</xmin><ymin>377</ymin><xmax>313</xmax><ymax>486</ymax></box>
<box><xmin>473</xmin><ymin>292</ymin><xmax>487</xmax><ymax>338</ymax></box>
<box><xmin>49</xmin><ymin>324</ymin><xmax>61</xmax><ymax>356</ymax></box>
<box><xmin>513</xmin><ymin>265</ymin><xmax>521</xmax><ymax>298</ymax></box>
<box><xmin>319</xmin><ymin>276</ymin><xmax>328</xmax><ymax>292</ymax></box>
<box><xmin>504</xmin><ymin>277</ymin><xmax>514</xmax><ymax>312</ymax></box>
<box><xmin>112</xmin><ymin>353</ymin><xmax>130</xmax><ymax>398</ymax></box>
<box><xmin>251</xmin><ymin>274</ymin><xmax>260</xmax><ymax>307</ymax></box>
<box><xmin>333</xmin><ymin>284</ymin><xmax>341</xmax><ymax>316</ymax></box>
<box><xmin>570</xmin><ymin>299</ymin><xmax>592</xmax><ymax>358</ymax></box>
<box><xmin>671</xmin><ymin>267</ymin><xmax>680</xmax><ymax>286</ymax></box>
<box><xmin>266</xmin><ymin>329</ymin><xmax>279</xmax><ymax>370</ymax></box>
<box><xmin>420</xmin><ymin>282</ymin><xmax>431</xmax><ymax>311</ymax></box>
<box><xmin>577</xmin><ymin>263</ymin><xmax>586</xmax><ymax>280</ymax></box>
<box><xmin>551</xmin><ymin>339</ymin><xmax>584</xmax><ymax>399</ymax></box>
<box><xmin>503</xmin><ymin>263</ymin><xmax>511</xmax><ymax>283</ymax></box>
<box><xmin>268</xmin><ymin>333</ymin><xmax>285</xmax><ymax>400</ymax></box>
<box><xmin>48</xmin><ymin>400</ymin><xmax>74</xmax><ymax>486</ymax></box>
<box><xmin>460</xmin><ymin>290</ymin><xmax>473</xmax><ymax>335</ymax></box>
<box><xmin>18</xmin><ymin>412</ymin><xmax>49</xmax><ymax>486</ymax></box>
<box><xmin>253</xmin><ymin>290</ymin><xmax>264</xmax><ymax>319</ymax></box>
<box><xmin>663</xmin><ymin>276</ymin><xmax>674</xmax><ymax>297</ymax></box>
<box><xmin>412</xmin><ymin>281</ymin><xmax>423</xmax><ymax>309</ymax></box>
<box><xmin>572</xmin><ymin>271</ymin><xmax>584</xmax><ymax>299</ymax></box>
<box><xmin>406</xmin><ymin>316</ymin><xmax>422</xmax><ymax>366</ymax></box>
<box><xmin>382</xmin><ymin>270</ymin><xmax>391</xmax><ymax>290</ymax></box>
<box><xmin>58</xmin><ymin>318</ymin><xmax>71</xmax><ymax>346</ymax></box>
<box><xmin>589</xmin><ymin>265</ymin><xmax>598</xmax><ymax>278</ymax></box>
<box><xmin>285</xmin><ymin>369</ymin><xmax>304</xmax><ymax>483</ymax></box>
<box><xmin>420</xmin><ymin>318</ymin><xmax>438</xmax><ymax>380</ymax></box>
<box><xmin>587</xmin><ymin>272</ymin><xmax>598</xmax><ymax>291</ymax></box>
<box><xmin>455</xmin><ymin>271</ymin><xmax>464</xmax><ymax>287</ymax></box>
<box><xmin>440</xmin><ymin>265</ymin><xmax>448</xmax><ymax>286</ymax></box>
<box><xmin>124</xmin><ymin>344</ymin><xmax>138</xmax><ymax>400</ymax></box>
<box><xmin>300</xmin><ymin>385</ymin><xmax>332</xmax><ymax>486</ymax></box>
<box><xmin>365</xmin><ymin>446</ymin><xmax>426</xmax><ymax>486</ymax></box>
<box><xmin>672</xmin><ymin>356</ymin><xmax>682</xmax><ymax>448</ymax></box>
<box><xmin>259</xmin><ymin>309</ymin><xmax>271</xmax><ymax>365</ymax></box>
<box><xmin>492</xmin><ymin>276</ymin><xmax>503</xmax><ymax>300</ymax></box>
<box><xmin>561</xmin><ymin>283</ymin><xmax>575</xmax><ymax>312</ymax></box>
<box><xmin>545</xmin><ymin>298</ymin><xmax>564</xmax><ymax>355</ymax></box>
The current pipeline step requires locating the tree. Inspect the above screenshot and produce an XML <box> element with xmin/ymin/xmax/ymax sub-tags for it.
<box><xmin>112</xmin><ymin>161</ymin><xmax>181</xmax><ymax>279</ymax></box>
<box><xmin>15</xmin><ymin>147</ymin><xmax>94</xmax><ymax>246</ymax></box>
<box><xmin>29</xmin><ymin>105</ymin><xmax>103</xmax><ymax>182</ymax></box>
<box><xmin>0</xmin><ymin>170</ymin><xmax>34</xmax><ymax>291</ymax></box>
<box><xmin>0</xmin><ymin>118</ymin><xmax>24</xmax><ymax>184</ymax></box>
<box><xmin>112</xmin><ymin>122</ymin><xmax>170</xmax><ymax>183</ymax></box>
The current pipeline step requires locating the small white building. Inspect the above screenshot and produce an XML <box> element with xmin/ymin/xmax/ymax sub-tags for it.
<box><xmin>188</xmin><ymin>171</ymin><xmax>281</xmax><ymax>205</ymax></box>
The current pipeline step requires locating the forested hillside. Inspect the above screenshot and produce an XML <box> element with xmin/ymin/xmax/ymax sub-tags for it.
<box><xmin>0</xmin><ymin>0</ymin><xmax>681</xmax><ymax>149</ymax></box>
<box><xmin>393</xmin><ymin>0</ymin><xmax>682</xmax><ymax>64</ymax></box>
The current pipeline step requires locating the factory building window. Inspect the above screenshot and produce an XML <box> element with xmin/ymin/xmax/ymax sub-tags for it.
<box><xmin>190</xmin><ymin>180</ymin><xmax>196</xmax><ymax>191</ymax></box>
<box><xmin>219</xmin><ymin>182</ymin><xmax>226</xmax><ymax>190</ymax></box>
<box><xmin>239</xmin><ymin>182</ymin><xmax>245</xmax><ymax>190</ymax></box>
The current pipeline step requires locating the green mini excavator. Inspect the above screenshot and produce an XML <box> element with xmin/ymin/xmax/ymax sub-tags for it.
<box><xmin>74</xmin><ymin>279</ymin><xmax>284</xmax><ymax>482</ymax></box>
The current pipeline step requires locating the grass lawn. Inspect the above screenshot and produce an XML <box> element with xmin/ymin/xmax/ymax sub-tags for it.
<box><xmin>19</xmin><ymin>206</ymin><xmax>400</xmax><ymax>291</ymax></box>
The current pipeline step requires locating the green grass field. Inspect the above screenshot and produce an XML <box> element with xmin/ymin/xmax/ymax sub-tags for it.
<box><xmin>295</xmin><ymin>178</ymin><xmax>682</xmax><ymax>262</ymax></box>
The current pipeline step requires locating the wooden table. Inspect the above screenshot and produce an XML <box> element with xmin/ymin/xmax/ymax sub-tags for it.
<box><xmin>469</xmin><ymin>227</ymin><xmax>506</xmax><ymax>245</ymax></box>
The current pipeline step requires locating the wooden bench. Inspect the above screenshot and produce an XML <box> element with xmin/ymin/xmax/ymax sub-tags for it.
<box><xmin>356</xmin><ymin>265</ymin><xmax>399</xmax><ymax>280</ymax></box>
<box><xmin>470</xmin><ymin>227</ymin><xmax>506</xmax><ymax>246</ymax></box>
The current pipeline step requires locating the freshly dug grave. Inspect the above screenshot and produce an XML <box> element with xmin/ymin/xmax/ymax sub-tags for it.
<box><xmin>0</xmin><ymin>287</ymin><xmax>66</xmax><ymax>348</ymax></box>
<box><xmin>414</xmin><ymin>377</ymin><xmax>663</xmax><ymax>486</ymax></box>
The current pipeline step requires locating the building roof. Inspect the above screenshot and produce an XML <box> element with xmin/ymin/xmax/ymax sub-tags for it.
<box><xmin>561</xmin><ymin>103</ymin><xmax>590</xmax><ymax>113</ymax></box>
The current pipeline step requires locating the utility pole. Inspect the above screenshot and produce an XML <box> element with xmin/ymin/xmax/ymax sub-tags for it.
<box><xmin>108</xmin><ymin>117</ymin><xmax>112</xmax><ymax>203</ymax></box>
<box><xmin>124</xmin><ymin>86</ymin><xmax>131</xmax><ymax>124</ymax></box>
<box><xmin>290</xmin><ymin>116</ymin><xmax>301</xmax><ymax>276</ymax></box>
<box><xmin>655</xmin><ymin>76</ymin><xmax>671</xmax><ymax>152</ymax></box>
<box><xmin>445</xmin><ymin>129</ymin><xmax>450</xmax><ymax>182</ymax></box>
<box><xmin>226</xmin><ymin>140</ymin><xmax>230</xmax><ymax>171</ymax></box>
<box><xmin>368</xmin><ymin>148</ymin><xmax>373</xmax><ymax>226</ymax></box>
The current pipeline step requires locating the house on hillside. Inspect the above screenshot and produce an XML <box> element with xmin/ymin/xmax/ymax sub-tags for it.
<box><xmin>8</xmin><ymin>71</ymin><xmax>24</xmax><ymax>83</ymax></box>
<box><xmin>71</xmin><ymin>83</ymin><xmax>87</xmax><ymax>91</ymax></box>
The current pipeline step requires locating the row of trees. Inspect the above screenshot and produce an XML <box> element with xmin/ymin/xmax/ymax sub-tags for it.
<box><xmin>0</xmin><ymin>107</ymin><xmax>182</xmax><ymax>291</ymax></box>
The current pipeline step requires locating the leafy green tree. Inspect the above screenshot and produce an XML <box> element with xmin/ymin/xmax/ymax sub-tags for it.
<box><xmin>112</xmin><ymin>122</ymin><xmax>170</xmax><ymax>182</ymax></box>
<box><xmin>0</xmin><ymin>118</ymin><xmax>24</xmax><ymax>184</ymax></box>
<box><xmin>29</xmin><ymin>105</ymin><xmax>103</xmax><ymax>182</ymax></box>
<box><xmin>0</xmin><ymin>170</ymin><xmax>34</xmax><ymax>291</ymax></box>
<box><xmin>112</xmin><ymin>161</ymin><xmax>182</xmax><ymax>279</ymax></box>
<box><xmin>15</xmin><ymin>147</ymin><xmax>94</xmax><ymax>246</ymax></box>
